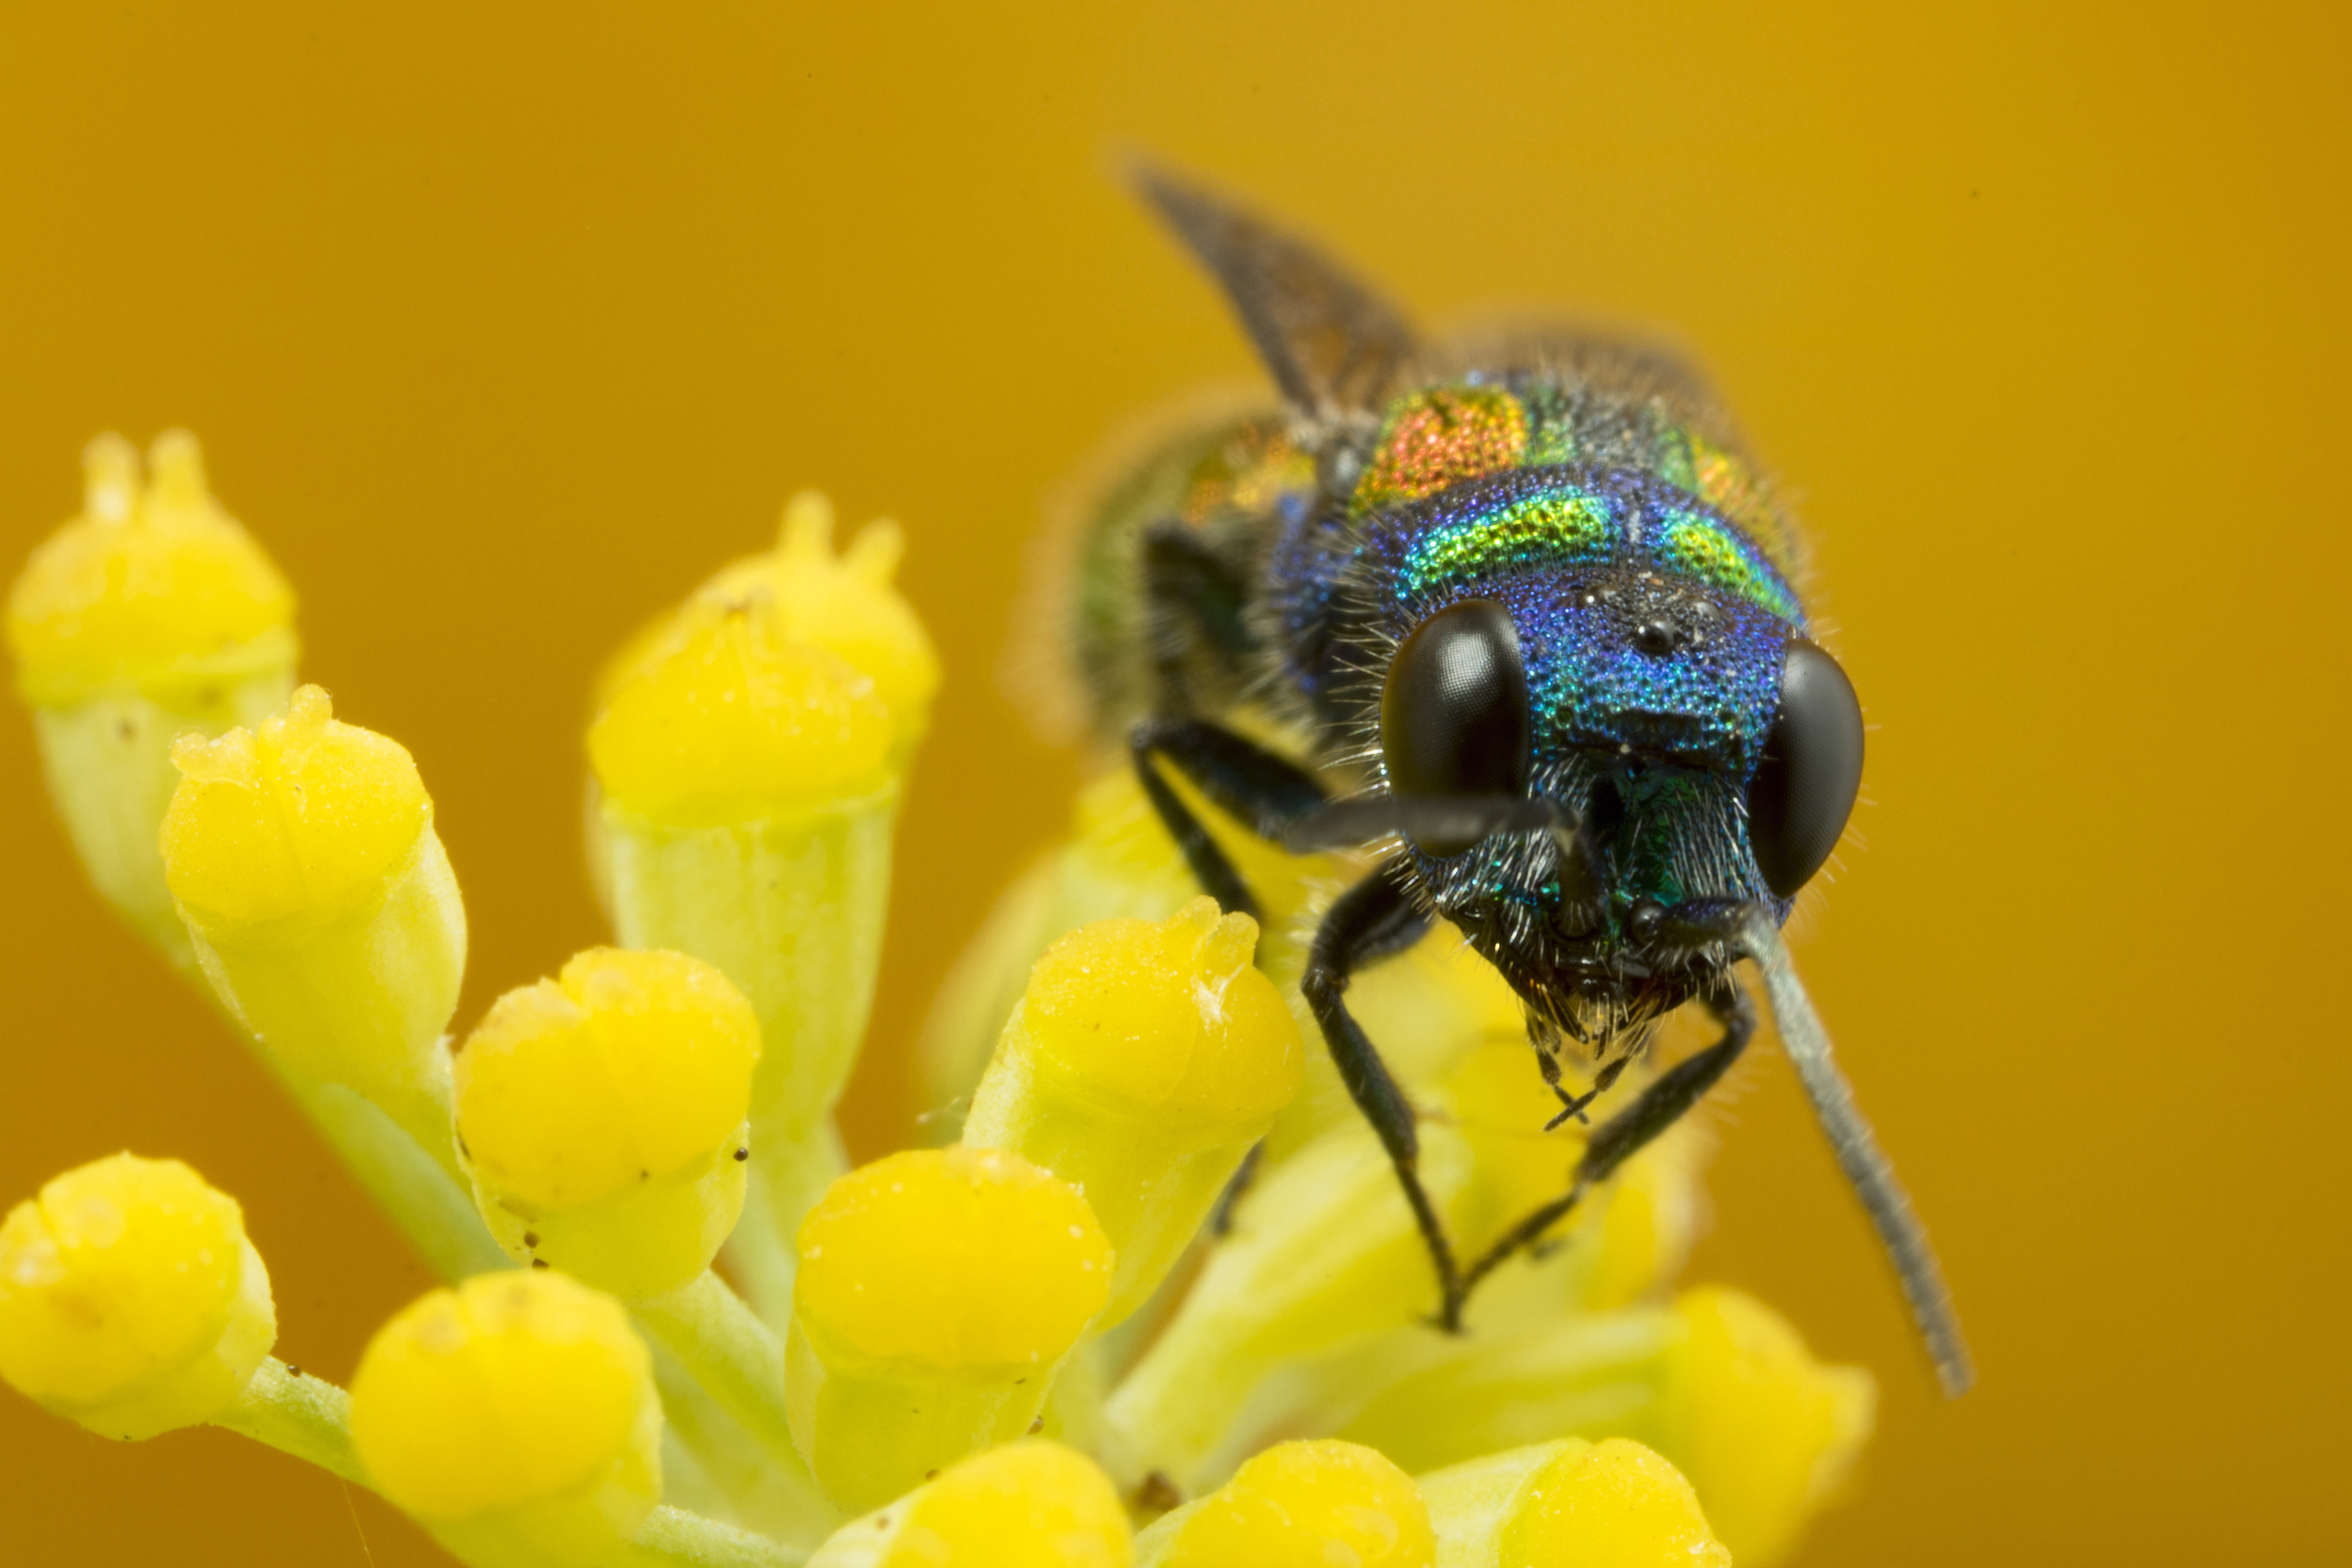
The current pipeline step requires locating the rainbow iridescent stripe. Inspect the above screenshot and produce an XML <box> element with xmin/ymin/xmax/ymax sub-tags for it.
<box><xmin>1391</xmin><ymin>472</ymin><xmax>1802</xmax><ymax>625</ymax></box>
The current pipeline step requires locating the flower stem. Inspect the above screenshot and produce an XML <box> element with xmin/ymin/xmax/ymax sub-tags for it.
<box><xmin>645</xmin><ymin>1345</ymin><xmax>838</xmax><ymax>1546</ymax></box>
<box><xmin>212</xmin><ymin>1358</ymin><xmax>362</xmax><ymax>1484</ymax></box>
<box><xmin>297</xmin><ymin>1078</ymin><xmax>508</xmax><ymax>1281</ymax></box>
<box><xmin>723</xmin><ymin>1178</ymin><xmax>803</xmax><ymax>1328</ymax></box>
<box><xmin>636</xmin><ymin>1273</ymin><xmax>794</xmax><ymax>1456</ymax></box>
<box><xmin>627</xmin><ymin>1506</ymin><xmax>809</xmax><ymax>1568</ymax></box>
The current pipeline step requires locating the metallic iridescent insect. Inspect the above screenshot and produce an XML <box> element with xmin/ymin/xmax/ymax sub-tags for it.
<box><xmin>1067</xmin><ymin>167</ymin><xmax>1971</xmax><ymax>1395</ymax></box>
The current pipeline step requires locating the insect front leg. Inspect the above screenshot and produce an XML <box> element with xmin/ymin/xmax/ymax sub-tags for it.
<box><xmin>1456</xmin><ymin>978</ymin><xmax>1757</xmax><ymax>1304</ymax></box>
<box><xmin>1297</xmin><ymin>863</ymin><xmax>1474</xmax><ymax>1325</ymax></box>
<box><xmin>1128</xmin><ymin>717</ymin><xmax>1327</xmax><ymax>921</ymax></box>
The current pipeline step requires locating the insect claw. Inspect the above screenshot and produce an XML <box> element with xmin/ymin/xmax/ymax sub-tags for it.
<box><xmin>1543</xmin><ymin>1086</ymin><xmax>1600</xmax><ymax>1130</ymax></box>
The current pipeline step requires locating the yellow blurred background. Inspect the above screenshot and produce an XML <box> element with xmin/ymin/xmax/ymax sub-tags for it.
<box><xmin>1</xmin><ymin>2</ymin><xmax>2342</xmax><ymax>1562</ymax></box>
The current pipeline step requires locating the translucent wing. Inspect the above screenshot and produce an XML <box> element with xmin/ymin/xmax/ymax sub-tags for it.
<box><xmin>1131</xmin><ymin>163</ymin><xmax>1417</xmax><ymax>421</ymax></box>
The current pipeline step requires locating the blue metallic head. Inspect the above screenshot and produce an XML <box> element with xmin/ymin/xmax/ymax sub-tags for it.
<box><xmin>1283</xmin><ymin>464</ymin><xmax>1833</xmax><ymax>1041</ymax></box>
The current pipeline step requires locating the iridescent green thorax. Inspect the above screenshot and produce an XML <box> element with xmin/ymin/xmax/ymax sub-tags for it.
<box><xmin>1351</xmin><ymin>378</ymin><xmax>1803</xmax><ymax>596</ymax></box>
<box><xmin>1394</xmin><ymin>479</ymin><xmax>1802</xmax><ymax>625</ymax></box>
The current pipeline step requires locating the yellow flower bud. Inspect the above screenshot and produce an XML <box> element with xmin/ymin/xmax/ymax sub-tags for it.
<box><xmin>788</xmin><ymin>1147</ymin><xmax>1113</xmax><ymax>1513</ymax></box>
<box><xmin>1256</xmin><ymin>913</ymin><xmax>1536</xmax><ymax>1170</ymax></box>
<box><xmin>703</xmin><ymin>490</ymin><xmax>940</xmax><ymax>755</ymax></box>
<box><xmin>807</xmin><ymin>1439</ymin><xmax>1131</xmax><ymax>1568</ymax></box>
<box><xmin>922</xmin><ymin>758</ymin><xmax>1350</xmax><ymax>1125</ymax></box>
<box><xmin>7</xmin><ymin>431</ymin><xmax>296</xmax><ymax>709</ymax></box>
<box><xmin>963</xmin><ymin>898</ymin><xmax>1302</xmax><ymax>1324</ymax></box>
<box><xmin>454</xmin><ymin>948</ymin><xmax>760</xmax><ymax>1299</ymax></box>
<box><xmin>164</xmin><ymin>684</ymin><xmax>430</xmax><ymax>927</ymax></box>
<box><xmin>1417</xmin><ymin>1437</ymin><xmax>1728</xmax><ymax>1568</ymax></box>
<box><xmin>0</xmin><ymin>1154</ymin><xmax>274</xmax><ymax>1441</ymax></box>
<box><xmin>1652</xmin><ymin>1286</ymin><xmax>1874</xmax><ymax>1566</ymax></box>
<box><xmin>1135</xmin><ymin>1439</ymin><xmax>1433</xmax><ymax>1568</ymax></box>
<box><xmin>600</xmin><ymin>491</ymin><xmax>939</xmax><ymax>759</ymax></box>
<box><xmin>7</xmin><ymin>433</ymin><xmax>297</xmax><ymax>961</ymax></box>
<box><xmin>162</xmin><ymin>685</ymin><xmax>465</xmax><ymax>1145</ymax></box>
<box><xmin>1577</xmin><ymin>1123</ymin><xmax>1707</xmax><ymax>1314</ymax></box>
<box><xmin>590</xmin><ymin>598</ymin><xmax>893</xmax><ymax>829</ymax></box>
<box><xmin>1436</xmin><ymin>1038</ymin><xmax>1586</xmax><ymax>1262</ymax></box>
<box><xmin>350</xmin><ymin>1271</ymin><xmax>662</xmax><ymax>1567</ymax></box>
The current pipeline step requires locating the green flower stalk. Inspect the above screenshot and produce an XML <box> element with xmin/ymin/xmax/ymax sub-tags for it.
<box><xmin>5</xmin><ymin>437</ymin><xmax>1884</xmax><ymax>1568</ymax></box>
<box><xmin>1099</xmin><ymin>1028</ymin><xmax>1693</xmax><ymax>1494</ymax></box>
<box><xmin>4</xmin><ymin>431</ymin><xmax>297</xmax><ymax>969</ymax></box>
<box><xmin>1099</xmin><ymin>1108</ymin><xmax>1485</xmax><ymax>1491</ymax></box>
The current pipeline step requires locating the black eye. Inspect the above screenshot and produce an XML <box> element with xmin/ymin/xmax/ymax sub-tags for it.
<box><xmin>1380</xmin><ymin>598</ymin><xmax>1532</xmax><ymax>855</ymax></box>
<box><xmin>1747</xmin><ymin>639</ymin><xmax>1864</xmax><ymax>897</ymax></box>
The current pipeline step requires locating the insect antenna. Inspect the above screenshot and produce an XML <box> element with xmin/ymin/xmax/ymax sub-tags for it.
<box><xmin>1739</xmin><ymin>909</ymin><xmax>1976</xmax><ymax>1397</ymax></box>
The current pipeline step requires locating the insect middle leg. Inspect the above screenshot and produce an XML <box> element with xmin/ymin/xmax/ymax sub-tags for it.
<box><xmin>1128</xmin><ymin>716</ymin><xmax>1328</xmax><ymax>921</ymax></box>
<box><xmin>1295</xmin><ymin>862</ymin><xmax>1462</xmax><ymax>1317</ymax></box>
<box><xmin>1456</xmin><ymin>978</ymin><xmax>1757</xmax><ymax>1304</ymax></box>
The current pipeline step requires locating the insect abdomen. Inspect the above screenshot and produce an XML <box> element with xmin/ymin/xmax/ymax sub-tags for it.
<box><xmin>1058</xmin><ymin>409</ymin><xmax>1314</xmax><ymax>741</ymax></box>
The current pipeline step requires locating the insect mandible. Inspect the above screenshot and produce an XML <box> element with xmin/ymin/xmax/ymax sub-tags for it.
<box><xmin>1079</xmin><ymin>167</ymin><xmax>1971</xmax><ymax>1396</ymax></box>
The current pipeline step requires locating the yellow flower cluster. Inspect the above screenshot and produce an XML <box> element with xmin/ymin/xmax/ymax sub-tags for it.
<box><xmin>1</xmin><ymin>434</ymin><xmax>1873</xmax><ymax>1566</ymax></box>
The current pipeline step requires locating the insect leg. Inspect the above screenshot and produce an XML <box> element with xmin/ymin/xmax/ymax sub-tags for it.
<box><xmin>1206</xmin><ymin>1139</ymin><xmax>1264</xmax><ymax>1236</ymax></box>
<box><xmin>1298</xmin><ymin>862</ymin><xmax>1468</xmax><ymax>1323</ymax></box>
<box><xmin>1129</xmin><ymin>717</ymin><xmax>1327</xmax><ymax>922</ymax></box>
<box><xmin>1539</xmin><ymin>1051</ymin><xmax>1632</xmax><ymax>1131</ymax></box>
<box><xmin>1456</xmin><ymin>981</ymin><xmax>1756</xmax><ymax>1304</ymax></box>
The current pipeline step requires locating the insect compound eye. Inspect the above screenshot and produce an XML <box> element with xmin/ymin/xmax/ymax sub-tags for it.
<box><xmin>1746</xmin><ymin>638</ymin><xmax>1865</xmax><ymax>897</ymax></box>
<box><xmin>1379</xmin><ymin>598</ymin><xmax>1532</xmax><ymax>856</ymax></box>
